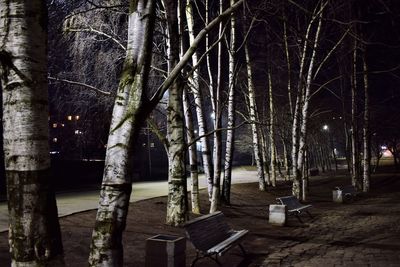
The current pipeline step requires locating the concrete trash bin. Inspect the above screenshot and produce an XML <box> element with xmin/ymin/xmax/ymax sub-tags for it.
<box><xmin>332</xmin><ymin>189</ymin><xmax>343</xmax><ymax>203</ymax></box>
<box><xmin>145</xmin><ymin>234</ymin><xmax>186</xmax><ymax>267</ymax></box>
<box><xmin>269</xmin><ymin>204</ymin><xmax>287</xmax><ymax>226</ymax></box>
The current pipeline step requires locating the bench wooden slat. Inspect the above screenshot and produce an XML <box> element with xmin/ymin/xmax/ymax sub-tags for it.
<box><xmin>207</xmin><ymin>229</ymin><xmax>248</xmax><ymax>256</ymax></box>
<box><xmin>184</xmin><ymin>212</ymin><xmax>248</xmax><ymax>266</ymax></box>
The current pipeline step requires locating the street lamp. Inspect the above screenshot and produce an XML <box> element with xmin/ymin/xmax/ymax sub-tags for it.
<box><xmin>322</xmin><ymin>124</ymin><xmax>329</xmax><ymax>131</ymax></box>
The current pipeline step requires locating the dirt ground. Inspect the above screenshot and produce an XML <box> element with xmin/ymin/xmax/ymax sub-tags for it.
<box><xmin>1</xmin><ymin>168</ymin><xmax>400</xmax><ymax>266</ymax></box>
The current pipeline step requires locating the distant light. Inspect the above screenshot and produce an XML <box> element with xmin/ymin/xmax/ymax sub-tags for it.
<box><xmin>381</xmin><ymin>145</ymin><xmax>387</xmax><ymax>150</ymax></box>
<box><xmin>53</xmin><ymin>123</ymin><xmax>57</xmax><ymax>128</ymax></box>
<box><xmin>61</xmin><ymin>124</ymin><xmax>65</xmax><ymax>127</ymax></box>
<box><xmin>53</xmin><ymin>138</ymin><xmax>58</xmax><ymax>143</ymax></box>
<box><xmin>322</xmin><ymin>125</ymin><xmax>329</xmax><ymax>131</ymax></box>
<box><xmin>50</xmin><ymin>151</ymin><xmax>59</xmax><ymax>154</ymax></box>
<box><xmin>74</xmin><ymin>130</ymin><xmax>83</xmax><ymax>135</ymax></box>
<box><xmin>67</xmin><ymin>115</ymin><xmax>72</xmax><ymax>121</ymax></box>
<box><xmin>75</xmin><ymin>115</ymin><xmax>80</xmax><ymax>120</ymax></box>
<box><xmin>339</xmin><ymin>116</ymin><xmax>343</xmax><ymax>119</ymax></box>
<box><xmin>150</xmin><ymin>142</ymin><xmax>155</xmax><ymax>148</ymax></box>
<box><xmin>210</xmin><ymin>113</ymin><xmax>215</xmax><ymax>119</ymax></box>
<box><xmin>194</xmin><ymin>130</ymin><xmax>198</xmax><ymax>134</ymax></box>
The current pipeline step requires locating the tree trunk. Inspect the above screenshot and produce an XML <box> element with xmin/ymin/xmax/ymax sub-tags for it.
<box><xmin>222</xmin><ymin>0</ymin><xmax>237</xmax><ymax>205</ymax></box>
<box><xmin>0</xmin><ymin>1</ymin><xmax>64</xmax><ymax>265</ymax></box>
<box><xmin>268</xmin><ymin>68</ymin><xmax>277</xmax><ymax>187</ymax></box>
<box><xmin>351</xmin><ymin>38</ymin><xmax>361</xmax><ymax>189</ymax></box>
<box><xmin>185</xmin><ymin>1</ymin><xmax>214</xmax><ymax>200</ymax></box>
<box><xmin>362</xmin><ymin>49</ymin><xmax>370</xmax><ymax>192</ymax></box>
<box><xmin>88</xmin><ymin>1</ymin><xmax>155</xmax><ymax>265</ymax></box>
<box><xmin>295</xmin><ymin>9</ymin><xmax>323</xmax><ymax>199</ymax></box>
<box><xmin>183</xmin><ymin>88</ymin><xmax>200</xmax><ymax>213</ymax></box>
<box><xmin>209</xmin><ymin>0</ymin><xmax>224</xmax><ymax>213</ymax></box>
<box><xmin>245</xmin><ymin>42</ymin><xmax>266</xmax><ymax>191</ymax></box>
<box><xmin>164</xmin><ymin>0</ymin><xmax>188</xmax><ymax>226</ymax></box>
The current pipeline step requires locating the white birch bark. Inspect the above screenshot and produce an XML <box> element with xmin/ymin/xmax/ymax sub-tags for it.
<box><xmin>183</xmin><ymin>85</ymin><xmax>200</xmax><ymax>213</ymax></box>
<box><xmin>88</xmin><ymin>1</ymin><xmax>155</xmax><ymax>265</ymax></box>
<box><xmin>291</xmin><ymin>2</ymin><xmax>326</xmax><ymax>197</ymax></box>
<box><xmin>222</xmin><ymin>0</ymin><xmax>237</xmax><ymax>204</ymax></box>
<box><xmin>268</xmin><ymin>68</ymin><xmax>277</xmax><ymax>187</ymax></box>
<box><xmin>283</xmin><ymin>18</ymin><xmax>293</xmax><ymax>116</ymax></box>
<box><xmin>164</xmin><ymin>0</ymin><xmax>188</xmax><ymax>226</ymax></box>
<box><xmin>185</xmin><ymin>1</ymin><xmax>214</xmax><ymax>200</ymax></box>
<box><xmin>362</xmin><ymin>50</ymin><xmax>370</xmax><ymax>192</ymax></box>
<box><xmin>210</xmin><ymin>0</ymin><xmax>224</xmax><ymax>213</ymax></box>
<box><xmin>0</xmin><ymin>1</ymin><xmax>64</xmax><ymax>265</ymax></box>
<box><xmin>295</xmin><ymin>14</ymin><xmax>323</xmax><ymax>200</ymax></box>
<box><xmin>351</xmin><ymin>38</ymin><xmax>360</xmax><ymax>189</ymax></box>
<box><xmin>245</xmin><ymin>42</ymin><xmax>266</xmax><ymax>191</ymax></box>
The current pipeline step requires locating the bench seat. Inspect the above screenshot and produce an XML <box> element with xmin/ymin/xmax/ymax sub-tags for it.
<box><xmin>185</xmin><ymin>211</ymin><xmax>248</xmax><ymax>266</ymax></box>
<box><xmin>276</xmin><ymin>196</ymin><xmax>312</xmax><ymax>222</ymax></box>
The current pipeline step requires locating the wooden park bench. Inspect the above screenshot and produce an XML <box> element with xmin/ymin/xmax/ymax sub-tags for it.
<box><xmin>276</xmin><ymin>196</ymin><xmax>312</xmax><ymax>223</ymax></box>
<box><xmin>184</xmin><ymin>211</ymin><xmax>248</xmax><ymax>266</ymax></box>
<box><xmin>333</xmin><ymin>185</ymin><xmax>360</xmax><ymax>203</ymax></box>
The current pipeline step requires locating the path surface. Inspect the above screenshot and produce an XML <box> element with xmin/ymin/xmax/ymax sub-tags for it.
<box><xmin>0</xmin><ymin>166</ymin><xmax>258</xmax><ymax>232</ymax></box>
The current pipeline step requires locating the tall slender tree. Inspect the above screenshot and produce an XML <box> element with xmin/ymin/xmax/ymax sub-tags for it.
<box><xmin>222</xmin><ymin>0</ymin><xmax>237</xmax><ymax>204</ymax></box>
<box><xmin>88</xmin><ymin>1</ymin><xmax>156</xmax><ymax>265</ymax></box>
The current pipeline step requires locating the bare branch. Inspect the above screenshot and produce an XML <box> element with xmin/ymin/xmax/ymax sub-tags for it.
<box><xmin>48</xmin><ymin>76</ymin><xmax>112</xmax><ymax>96</ymax></box>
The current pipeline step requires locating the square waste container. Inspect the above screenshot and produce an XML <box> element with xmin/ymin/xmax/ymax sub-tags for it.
<box><xmin>269</xmin><ymin>204</ymin><xmax>287</xmax><ymax>226</ymax></box>
<box><xmin>145</xmin><ymin>234</ymin><xmax>186</xmax><ymax>267</ymax></box>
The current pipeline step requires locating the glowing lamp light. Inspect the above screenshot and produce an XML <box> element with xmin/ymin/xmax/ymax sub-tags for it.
<box><xmin>322</xmin><ymin>125</ymin><xmax>329</xmax><ymax>131</ymax></box>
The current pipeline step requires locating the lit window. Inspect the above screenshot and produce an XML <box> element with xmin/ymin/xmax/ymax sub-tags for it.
<box><xmin>75</xmin><ymin>115</ymin><xmax>80</xmax><ymax>120</ymax></box>
<box><xmin>67</xmin><ymin>115</ymin><xmax>72</xmax><ymax>121</ymax></box>
<box><xmin>150</xmin><ymin>143</ymin><xmax>155</xmax><ymax>148</ymax></box>
<box><xmin>53</xmin><ymin>138</ymin><xmax>58</xmax><ymax>143</ymax></box>
<box><xmin>53</xmin><ymin>123</ymin><xmax>57</xmax><ymax>128</ymax></box>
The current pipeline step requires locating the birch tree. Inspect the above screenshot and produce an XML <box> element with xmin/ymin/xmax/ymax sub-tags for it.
<box><xmin>183</xmin><ymin>88</ymin><xmax>200</xmax><ymax>213</ymax></box>
<box><xmin>209</xmin><ymin>0</ymin><xmax>224</xmax><ymax>213</ymax></box>
<box><xmin>362</xmin><ymin>47</ymin><xmax>370</xmax><ymax>192</ymax></box>
<box><xmin>164</xmin><ymin>0</ymin><xmax>188</xmax><ymax>226</ymax></box>
<box><xmin>185</xmin><ymin>0</ymin><xmax>214</xmax><ymax>201</ymax></box>
<box><xmin>350</xmin><ymin>38</ymin><xmax>361</xmax><ymax>189</ymax></box>
<box><xmin>268</xmin><ymin>67</ymin><xmax>277</xmax><ymax>187</ymax></box>
<box><xmin>222</xmin><ymin>0</ymin><xmax>237</xmax><ymax>205</ymax></box>
<box><xmin>245</xmin><ymin>42</ymin><xmax>266</xmax><ymax>191</ymax></box>
<box><xmin>0</xmin><ymin>1</ymin><xmax>64</xmax><ymax>265</ymax></box>
<box><xmin>88</xmin><ymin>1</ymin><xmax>156</xmax><ymax>265</ymax></box>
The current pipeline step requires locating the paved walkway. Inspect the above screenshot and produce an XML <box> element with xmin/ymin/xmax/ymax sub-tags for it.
<box><xmin>0</xmin><ymin>166</ymin><xmax>258</xmax><ymax>232</ymax></box>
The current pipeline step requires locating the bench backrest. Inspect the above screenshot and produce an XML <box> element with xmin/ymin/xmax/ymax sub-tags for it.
<box><xmin>277</xmin><ymin>196</ymin><xmax>302</xmax><ymax>210</ymax></box>
<box><xmin>184</xmin><ymin>211</ymin><xmax>231</xmax><ymax>252</ymax></box>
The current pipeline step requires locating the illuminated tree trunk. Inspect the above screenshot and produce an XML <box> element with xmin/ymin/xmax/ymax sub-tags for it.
<box><xmin>165</xmin><ymin>0</ymin><xmax>188</xmax><ymax>226</ymax></box>
<box><xmin>362</xmin><ymin>49</ymin><xmax>370</xmax><ymax>192</ymax></box>
<box><xmin>222</xmin><ymin>0</ymin><xmax>237</xmax><ymax>204</ymax></box>
<box><xmin>0</xmin><ymin>1</ymin><xmax>64</xmax><ymax>266</ymax></box>
<box><xmin>209</xmin><ymin>0</ymin><xmax>224</xmax><ymax>213</ymax></box>
<box><xmin>296</xmin><ymin>13</ymin><xmax>322</xmax><ymax>200</ymax></box>
<box><xmin>245</xmin><ymin>42</ymin><xmax>266</xmax><ymax>191</ymax></box>
<box><xmin>183</xmin><ymin>88</ymin><xmax>200</xmax><ymax>213</ymax></box>
<box><xmin>185</xmin><ymin>1</ymin><xmax>214</xmax><ymax>200</ymax></box>
<box><xmin>351</xmin><ymin>38</ymin><xmax>361</xmax><ymax>189</ymax></box>
<box><xmin>88</xmin><ymin>1</ymin><xmax>155</xmax><ymax>265</ymax></box>
<box><xmin>268</xmin><ymin>68</ymin><xmax>277</xmax><ymax>187</ymax></box>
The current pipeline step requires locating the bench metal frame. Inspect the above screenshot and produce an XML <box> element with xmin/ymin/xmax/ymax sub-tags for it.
<box><xmin>184</xmin><ymin>211</ymin><xmax>248</xmax><ymax>266</ymax></box>
<box><xmin>276</xmin><ymin>196</ymin><xmax>312</xmax><ymax>223</ymax></box>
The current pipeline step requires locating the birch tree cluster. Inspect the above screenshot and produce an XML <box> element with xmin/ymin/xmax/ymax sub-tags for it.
<box><xmin>1</xmin><ymin>0</ymin><xmax>400</xmax><ymax>266</ymax></box>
